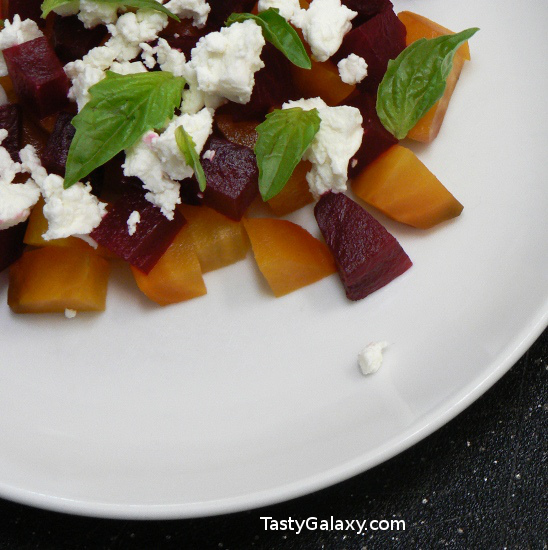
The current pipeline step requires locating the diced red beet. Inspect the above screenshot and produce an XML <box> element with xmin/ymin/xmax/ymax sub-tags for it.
<box><xmin>314</xmin><ymin>192</ymin><xmax>412</xmax><ymax>301</ymax></box>
<box><xmin>0</xmin><ymin>104</ymin><xmax>22</xmax><ymax>161</ymax></box>
<box><xmin>41</xmin><ymin>111</ymin><xmax>75</xmax><ymax>175</ymax></box>
<box><xmin>3</xmin><ymin>0</ymin><xmax>43</xmax><ymax>26</ymax></box>
<box><xmin>101</xmin><ymin>153</ymin><xmax>144</xmax><ymax>200</ymax></box>
<box><xmin>179</xmin><ymin>177</ymin><xmax>204</xmax><ymax>206</ymax></box>
<box><xmin>0</xmin><ymin>222</ymin><xmax>27</xmax><ymax>273</ymax></box>
<box><xmin>207</xmin><ymin>0</ymin><xmax>257</xmax><ymax>29</ymax></box>
<box><xmin>201</xmin><ymin>136</ymin><xmax>259</xmax><ymax>220</ymax></box>
<box><xmin>159</xmin><ymin>18</ymin><xmax>211</xmax><ymax>59</ymax></box>
<box><xmin>52</xmin><ymin>16</ymin><xmax>108</xmax><ymax>64</ymax></box>
<box><xmin>4</xmin><ymin>36</ymin><xmax>70</xmax><ymax>119</ymax></box>
<box><xmin>89</xmin><ymin>192</ymin><xmax>185</xmax><ymax>274</ymax></box>
<box><xmin>342</xmin><ymin>0</ymin><xmax>394</xmax><ymax>26</ymax></box>
<box><xmin>335</xmin><ymin>8</ymin><xmax>406</xmax><ymax>92</ymax></box>
<box><xmin>342</xmin><ymin>91</ymin><xmax>398</xmax><ymax>178</ymax></box>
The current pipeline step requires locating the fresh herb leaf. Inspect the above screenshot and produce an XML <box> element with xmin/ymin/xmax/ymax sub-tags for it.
<box><xmin>254</xmin><ymin>108</ymin><xmax>320</xmax><ymax>201</ymax></box>
<box><xmin>41</xmin><ymin>0</ymin><xmax>180</xmax><ymax>20</ymax></box>
<box><xmin>376</xmin><ymin>27</ymin><xmax>479</xmax><ymax>139</ymax></box>
<box><xmin>226</xmin><ymin>9</ymin><xmax>311</xmax><ymax>70</ymax></box>
<box><xmin>175</xmin><ymin>125</ymin><xmax>207</xmax><ymax>192</ymax></box>
<box><xmin>65</xmin><ymin>71</ymin><xmax>185</xmax><ymax>188</ymax></box>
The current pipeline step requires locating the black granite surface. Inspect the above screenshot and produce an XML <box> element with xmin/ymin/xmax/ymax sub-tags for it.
<box><xmin>0</xmin><ymin>328</ymin><xmax>545</xmax><ymax>550</ymax></box>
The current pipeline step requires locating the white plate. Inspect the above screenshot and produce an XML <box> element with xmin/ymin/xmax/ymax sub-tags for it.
<box><xmin>0</xmin><ymin>0</ymin><xmax>546</xmax><ymax>519</ymax></box>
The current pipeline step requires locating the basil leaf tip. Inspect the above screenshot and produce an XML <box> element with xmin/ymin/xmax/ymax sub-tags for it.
<box><xmin>376</xmin><ymin>27</ymin><xmax>479</xmax><ymax>140</ymax></box>
<box><xmin>254</xmin><ymin>107</ymin><xmax>320</xmax><ymax>202</ymax></box>
<box><xmin>175</xmin><ymin>126</ymin><xmax>207</xmax><ymax>192</ymax></box>
<box><xmin>226</xmin><ymin>9</ymin><xmax>311</xmax><ymax>70</ymax></box>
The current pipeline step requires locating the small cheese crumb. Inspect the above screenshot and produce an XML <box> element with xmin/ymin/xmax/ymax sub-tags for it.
<box><xmin>337</xmin><ymin>53</ymin><xmax>368</xmax><ymax>85</ymax></box>
<box><xmin>358</xmin><ymin>341</ymin><xmax>389</xmax><ymax>375</ymax></box>
<box><xmin>257</xmin><ymin>0</ymin><xmax>301</xmax><ymax>20</ymax></box>
<box><xmin>127</xmin><ymin>210</ymin><xmax>141</xmax><ymax>236</ymax></box>
<box><xmin>202</xmin><ymin>149</ymin><xmax>215</xmax><ymax>161</ymax></box>
<box><xmin>65</xmin><ymin>308</ymin><xmax>77</xmax><ymax>319</ymax></box>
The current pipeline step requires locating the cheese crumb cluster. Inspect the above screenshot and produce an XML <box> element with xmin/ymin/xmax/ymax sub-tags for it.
<box><xmin>0</xmin><ymin>0</ymin><xmax>364</xmax><ymax>240</ymax></box>
<box><xmin>358</xmin><ymin>341</ymin><xmax>389</xmax><ymax>375</ymax></box>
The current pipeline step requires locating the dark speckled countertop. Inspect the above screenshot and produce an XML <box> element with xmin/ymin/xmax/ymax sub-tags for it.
<box><xmin>0</xmin><ymin>328</ymin><xmax>545</xmax><ymax>549</ymax></box>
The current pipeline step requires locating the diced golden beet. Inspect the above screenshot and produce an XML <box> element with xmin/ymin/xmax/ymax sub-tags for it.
<box><xmin>398</xmin><ymin>11</ymin><xmax>470</xmax><ymax>60</ymax></box>
<box><xmin>243</xmin><ymin>217</ymin><xmax>336</xmax><ymax>297</ymax></box>
<box><xmin>398</xmin><ymin>11</ymin><xmax>469</xmax><ymax>143</ymax></box>
<box><xmin>290</xmin><ymin>59</ymin><xmax>355</xmax><ymax>107</ymax></box>
<box><xmin>8</xmin><ymin>246</ymin><xmax>110</xmax><ymax>313</ymax></box>
<box><xmin>215</xmin><ymin>114</ymin><xmax>259</xmax><ymax>149</ymax></box>
<box><xmin>179</xmin><ymin>204</ymin><xmax>249</xmax><ymax>273</ymax></box>
<box><xmin>0</xmin><ymin>75</ymin><xmax>18</xmax><ymax>103</ymax></box>
<box><xmin>24</xmin><ymin>198</ymin><xmax>115</xmax><ymax>258</ymax></box>
<box><xmin>352</xmin><ymin>144</ymin><xmax>463</xmax><ymax>229</ymax></box>
<box><xmin>131</xmin><ymin>225</ymin><xmax>206</xmax><ymax>306</ymax></box>
<box><xmin>267</xmin><ymin>160</ymin><xmax>313</xmax><ymax>216</ymax></box>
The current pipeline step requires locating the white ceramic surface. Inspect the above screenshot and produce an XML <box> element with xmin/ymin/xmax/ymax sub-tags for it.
<box><xmin>0</xmin><ymin>0</ymin><xmax>546</xmax><ymax>519</ymax></box>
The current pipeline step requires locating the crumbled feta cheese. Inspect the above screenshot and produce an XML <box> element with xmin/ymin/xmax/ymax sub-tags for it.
<box><xmin>65</xmin><ymin>308</ymin><xmax>77</xmax><ymax>319</ymax></box>
<box><xmin>292</xmin><ymin>0</ymin><xmax>356</xmax><ymax>62</ymax></box>
<box><xmin>0</xmin><ymin>15</ymin><xmax>44</xmax><ymax>77</ymax></box>
<box><xmin>202</xmin><ymin>149</ymin><xmax>215</xmax><ymax>161</ymax></box>
<box><xmin>165</xmin><ymin>0</ymin><xmax>211</xmax><ymax>28</ymax></box>
<box><xmin>109</xmin><ymin>60</ymin><xmax>148</xmax><ymax>75</ymax></box>
<box><xmin>0</xmin><ymin>84</ymin><xmax>8</xmax><ymax>106</ymax></box>
<box><xmin>19</xmin><ymin>145</ymin><xmax>107</xmax><ymax>240</ymax></box>
<box><xmin>358</xmin><ymin>341</ymin><xmax>389</xmax><ymax>375</ymax></box>
<box><xmin>111</xmin><ymin>11</ymin><xmax>168</xmax><ymax>46</ymax></box>
<box><xmin>127</xmin><ymin>210</ymin><xmax>141</xmax><ymax>236</ymax></box>
<box><xmin>156</xmin><ymin>38</ymin><xmax>187</xmax><ymax>76</ymax></box>
<box><xmin>257</xmin><ymin>0</ymin><xmax>301</xmax><ymax>20</ymax></box>
<box><xmin>124</xmin><ymin>108</ymin><xmax>214</xmax><ymax>218</ymax></box>
<box><xmin>0</xmin><ymin>131</ymin><xmax>40</xmax><ymax>230</ymax></box>
<box><xmin>189</xmin><ymin>20</ymin><xmax>265</xmax><ymax>104</ymax></box>
<box><xmin>140</xmin><ymin>42</ymin><xmax>158</xmax><ymax>70</ymax></box>
<box><xmin>338</xmin><ymin>53</ymin><xmax>367</xmax><ymax>84</ymax></box>
<box><xmin>283</xmin><ymin>97</ymin><xmax>363</xmax><ymax>198</ymax></box>
<box><xmin>78</xmin><ymin>0</ymin><xmax>119</xmax><ymax>28</ymax></box>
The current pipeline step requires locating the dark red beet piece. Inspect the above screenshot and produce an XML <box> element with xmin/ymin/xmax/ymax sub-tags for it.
<box><xmin>0</xmin><ymin>222</ymin><xmax>27</xmax><ymax>273</ymax></box>
<box><xmin>179</xmin><ymin>177</ymin><xmax>204</xmax><ymax>206</ymax></box>
<box><xmin>89</xmin><ymin>192</ymin><xmax>185</xmax><ymax>274</ymax></box>
<box><xmin>342</xmin><ymin>0</ymin><xmax>393</xmax><ymax>26</ymax></box>
<box><xmin>4</xmin><ymin>0</ymin><xmax>43</xmax><ymax>26</ymax></box>
<box><xmin>201</xmin><ymin>136</ymin><xmax>259</xmax><ymax>221</ymax></box>
<box><xmin>4</xmin><ymin>36</ymin><xmax>70</xmax><ymax>118</ymax></box>
<box><xmin>0</xmin><ymin>104</ymin><xmax>22</xmax><ymax>161</ymax></box>
<box><xmin>52</xmin><ymin>16</ymin><xmax>108</xmax><ymax>64</ymax></box>
<box><xmin>159</xmin><ymin>18</ymin><xmax>211</xmax><ymax>59</ymax></box>
<box><xmin>342</xmin><ymin>91</ymin><xmax>398</xmax><ymax>177</ymax></box>
<box><xmin>207</xmin><ymin>0</ymin><xmax>257</xmax><ymax>29</ymax></box>
<box><xmin>335</xmin><ymin>8</ymin><xmax>406</xmax><ymax>92</ymax></box>
<box><xmin>314</xmin><ymin>192</ymin><xmax>412</xmax><ymax>301</ymax></box>
<box><xmin>101</xmin><ymin>153</ymin><xmax>144</xmax><ymax>200</ymax></box>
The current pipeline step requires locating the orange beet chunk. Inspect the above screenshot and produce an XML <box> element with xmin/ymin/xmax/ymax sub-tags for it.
<box><xmin>267</xmin><ymin>160</ymin><xmax>313</xmax><ymax>216</ymax></box>
<box><xmin>215</xmin><ymin>114</ymin><xmax>258</xmax><ymax>149</ymax></box>
<box><xmin>8</xmin><ymin>247</ymin><xmax>110</xmax><ymax>313</ymax></box>
<box><xmin>290</xmin><ymin>59</ymin><xmax>355</xmax><ymax>107</ymax></box>
<box><xmin>398</xmin><ymin>11</ymin><xmax>470</xmax><ymax>143</ymax></box>
<box><xmin>179</xmin><ymin>204</ymin><xmax>249</xmax><ymax>273</ymax></box>
<box><xmin>352</xmin><ymin>144</ymin><xmax>463</xmax><ymax>229</ymax></box>
<box><xmin>243</xmin><ymin>217</ymin><xmax>336</xmax><ymax>297</ymax></box>
<box><xmin>131</xmin><ymin>225</ymin><xmax>206</xmax><ymax>306</ymax></box>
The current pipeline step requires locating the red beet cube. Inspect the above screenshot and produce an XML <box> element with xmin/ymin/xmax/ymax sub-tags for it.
<box><xmin>159</xmin><ymin>18</ymin><xmax>211</xmax><ymax>59</ymax></box>
<box><xmin>41</xmin><ymin>112</ymin><xmax>75</xmax><ymax>175</ymax></box>
<box><xmin>201</xmin><ymin>137</ymin><xmax>259</xmax><ymax>220</ymax></box>
<box><xmin>4</xmin><ymin>36</ymin><xmax>70</xmax><ymax>118</ymax></box>
<box><xmin>335</xmin><ymin>8</ymin><xmax>406</xmax><ymax>92</ymax></box>
<box><xmin>52</xmin><ymin>16</ymin><xmax>108</xmax><ymax>64</ymax></box>
<box><xmin>0</xmin><ymin>222</ymin><xmax>27</xmax><ymax>273</ymax></box>
<box><xmin>0</xmin><ymin>104</ymin><xmax>22</xmax><ymax>161</ymax></box>
<box><xmin>342</xmin><ymin>0</ymin><xmax>394</xmax><ymax>26</ymax></box>
<box><xmin>207</xmin><ymin>0</ymin><xmax>257</xmax><ymax>28</ymax></box>
<box><xmin>4</xmin><ymin>0</ymin><xmax>43</xmax><ymax>26</ymax></box>
<box><xmin>314</xmin><ymin>192</ymin><xmax>412</xmax><ymax>301</ymax></box>
<box><xmin>342</xmin><ymin>91</ymin><xmax>398</xmax><ymax>177</ymax></box>
<box><xmin>90</xmin><ymin>192</ymin><xmax>185</xmax><ymax>274</ymax></box>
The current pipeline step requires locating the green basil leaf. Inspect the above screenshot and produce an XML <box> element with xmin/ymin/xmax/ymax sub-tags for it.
<box><xmin>226</xmin><ymin>9</ymin><xmax>311</xmax><ymax>70</ymax></box>
<box><xmin>41</xmin><ymin>0</ymin><xmax>180</xmax><ymax>21</ymax></box>
<box><xmin>376</xmin><ymin>27</ymin><xmax>479</xmax><ymax>139</ymax></box>
<box><xmin>254</xmin><ymin>107</ymin><xmax>320</xmax><ymax>201</ymax></box>
<box><xmin>175</xmin><ymin>125</ymin><xmax>207</xmax><ymax>192</ymax></box>
<box><xmin>65</xmin><ymin>71</ymin><xmax>186</xmax><ymax>188</ymax></box>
